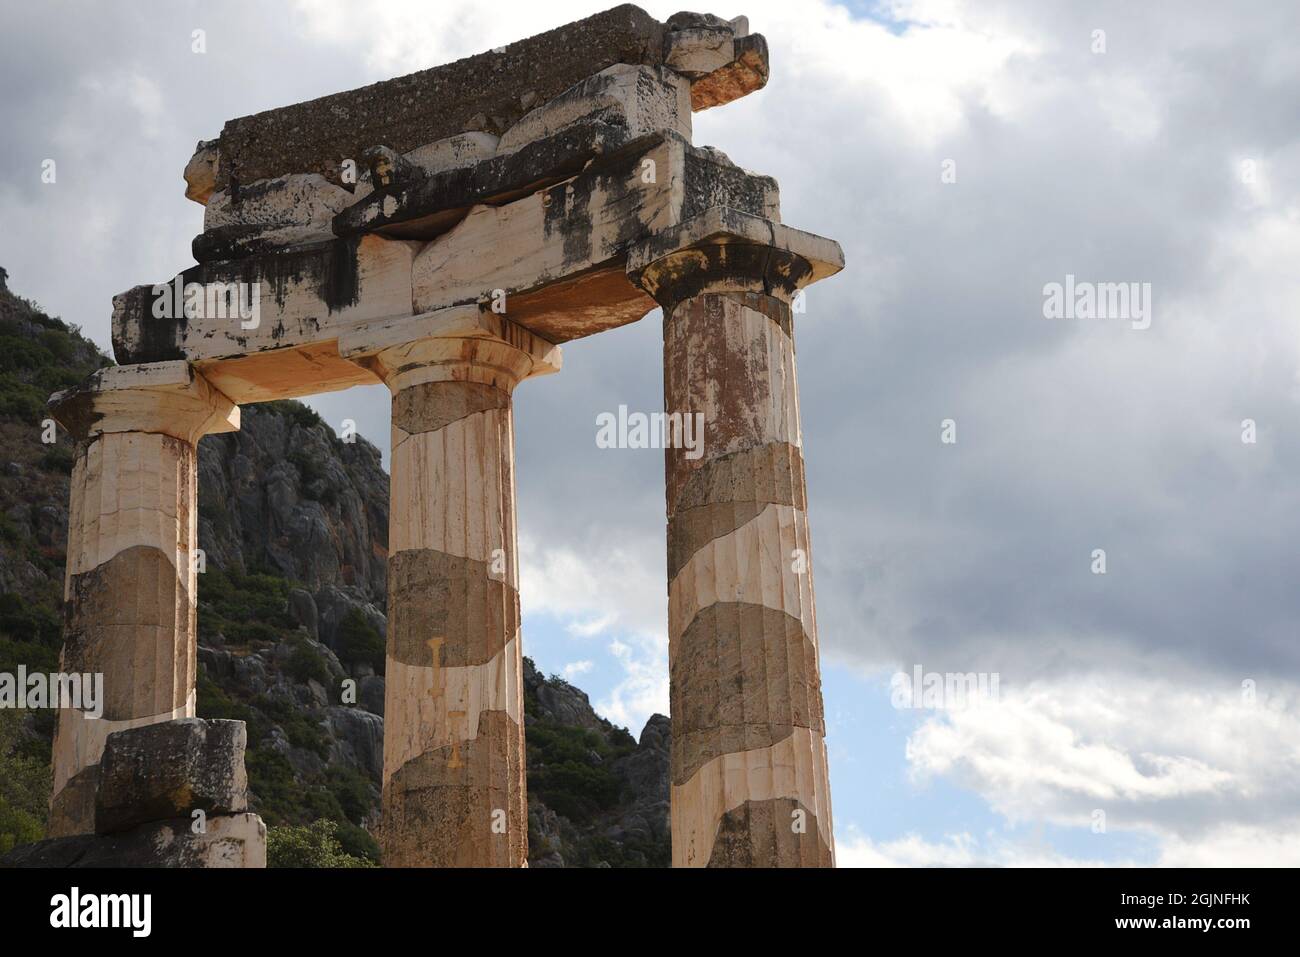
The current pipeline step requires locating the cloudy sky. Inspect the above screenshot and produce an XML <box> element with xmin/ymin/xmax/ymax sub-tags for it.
<box><xmin>3</xmin><ymin>0</ymin><xmax>1298</xmax><ymax>866</ymax></box>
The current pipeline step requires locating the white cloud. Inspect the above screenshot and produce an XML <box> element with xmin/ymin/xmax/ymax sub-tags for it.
<box><xmin>562</xmin><ymin>659</ymin><xmax>594</xmax><ymax>680</ymax></box>
<box><xmin>566</xmin><ymin>615</ymin><xmax>617</xmax><ymax>639</ymax></box>
<box><xmin>599</xmin><ymin>634</ymin><xmax>669</xmax><ymax>731</ymax></box>
<box><xmin>518</xmin><ymin>532</ymin><xmax>665</xmax><ymax>640</ymax></box>
<box><xmin>836</xmin><ymin>826</ymin><xmax>1116</xmax><ymax>867</ymax></box>
<box><xmin>1156</xmin><ymin>826</ymin><xmax>1300</xmax><ymax>868</ymax></box>
<box><xmin>904</xmin><ymin>673</ymin><xmax>1300</xmax><ymax>863</ymax></box>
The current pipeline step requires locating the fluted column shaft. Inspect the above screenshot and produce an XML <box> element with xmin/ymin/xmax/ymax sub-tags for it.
<box><xmin>46</xmin><ymin>363</ymin><xmax>239</xmax><ymax>836</ymax></box>
<box><xmin>634</xmin><ymin>226</ymin><xmax>837</xmax><ymax>867</ymax></box>
<box><xmin>351</xmin><ymin>312</ymin><xmax>559</xmax><ymax>867</ymax></box>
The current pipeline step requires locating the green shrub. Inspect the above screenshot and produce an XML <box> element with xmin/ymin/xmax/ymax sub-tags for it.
<box><xmin>38</xmin><ymin>445</ymin><xmax>74</xmax><ymax>475</ymax></box>
<box><xmin>198</xmin><ymin>567</ymin><xmax>296</xmax><ymax>633</ymax></box>
<box><xmin>0</xmin><ymin>592</ymin><xmax>63</xmax><ymax>668</ymax></box>
<box><xmin>335</xmin><ymin>609</ymin><xmax>385</xmax><ymax>675</ymax></box>
<box><xmin>258</xmin><ymin>697</ymin><xmax>330</xmax><ymax>758</ymax></box>
<box><xmin>245</xmin><ymin>748</ymin><xmax>302</xmax><ymax>825</ymax></box>
<box><xmin>334</xmin><ymin>821</ymin><xmax>381</xmax><ymax>863</ymax></box>
<box><xmin>286</xmin><ymin>637</ymin><xmax>332</xmax><ymax>689</ymax></box>
<box><xmin>525</xmin><ymin>721</ymin><xmax>633</xmax><ymax>826</ymax></box>
<box><xmin>266</xmin><ymin>819</ymin><xmax>374</xmax><ymax>868</ymax></box>
<box><xmin>0</xmin><ymin>710</ymin><xmax>50</xmax><ymax>854</ymax></box>
<box><xmin>0</xmin><ymin>374</ymin><xmax>46</xmax><ymax>424</ymax></box>
<box><xmin>195</xmin><ymin>670</ymin><xmax>267</xmax><ymax>744</ymax></box>
<box><xmin>0</xmin><ymin>636</ymin><xmax>59</xmax><ymax>682</ymax></box>
<box><xmin>197</xmin><ymin>567</ymin><xmax>299</xmax><ymax>649</ymax></box>
<box><xmin>326</xmin><ymin>765</ymin><xmax>375</xmax><ymax>825</ymax></box>
<box><xmin>261</xmin><ymin>400</ymin><xmax>326</xmax><ymax>433</ymax></box>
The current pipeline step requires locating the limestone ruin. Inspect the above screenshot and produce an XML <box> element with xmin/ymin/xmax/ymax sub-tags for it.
<box><xmin>40</xmin><ymin>6</ymin><xmax>842</xmax><ymax>867</ymax></box>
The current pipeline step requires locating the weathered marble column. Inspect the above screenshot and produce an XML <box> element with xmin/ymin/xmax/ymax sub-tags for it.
<box><xmin>629</xmin><ymin>208</ymin><xmax>844</xmax><ymax>867</ymax></box>
<box><xmin>45</xmin><ymin>362</ymin><xmax>239</xmax><ymax>836</ymax></box>
<box><xmin>343</xmin><ymin>309</ymin><xmax>560</xmax><ymax>867</ymax></box>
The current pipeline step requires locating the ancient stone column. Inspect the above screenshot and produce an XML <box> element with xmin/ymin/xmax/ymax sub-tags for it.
<box><xmin>629</xmin><ymin>208</ymin><xmax>844</xmax><ymax>867</ymax></box>
<box><xmin>45</xmin><ymin>362</ymin><xmax>239</xmax><ymax>837</ymax></box>
<box><xmin>343</xmin><ymin>309</ymin><xmax>560</xmax><ymax>867</ymax></box>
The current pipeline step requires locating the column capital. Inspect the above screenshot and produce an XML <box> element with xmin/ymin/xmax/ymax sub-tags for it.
<box><xmin>48</xmin><ymin>361</ymin><xmax>240</xmax><ymax>444</ymax></box>
<box><xmin>627</xmin><ymin>206</ymin><xmax>844</xmax><ymax>307</ymax></box>
<box><xmin>340</xmin><ymin>305</ymin><xmax>562</xmax><ymax>393</ymax></box>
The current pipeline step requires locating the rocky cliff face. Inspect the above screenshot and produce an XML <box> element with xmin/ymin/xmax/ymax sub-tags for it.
<box><xmin>0</xmin><ymin>267</ymin><xmax>670</xmax><ymax>866</ymax></box>
<box><xmin>197</xmin><ymin>400</ymin><xmax>390</xmax><ymax>626</ymax></box>
<box><xmin>524</xmin><ymin>659</ymin><xmax>670</xmax><ymax>867</ymax></box>
<box><xmin>0</xmin><ymin>268</ymin><xmax>105</xmax><ymax>610</ymax></box>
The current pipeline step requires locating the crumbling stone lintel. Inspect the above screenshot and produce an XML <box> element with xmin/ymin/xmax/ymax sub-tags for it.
<box><xmin>194</xmin><ymin>6</ymin><xmax>769</xmax><ymax>200</ymax></box>
<box><xmin>665</xmin><ymin>14</ymin><xmax>769</xmax><ymax>110</ymax></box>
<box><xmin>333</xmin><ymin>125</ymin><xmax>667</xmax><ymax>242</ymax></box>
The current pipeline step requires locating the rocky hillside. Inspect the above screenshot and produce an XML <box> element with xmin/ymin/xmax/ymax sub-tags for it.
<box><xmin>0</xmin><ymin>266</ymin><xmax>669</xmax><ymax>866</ymax></box>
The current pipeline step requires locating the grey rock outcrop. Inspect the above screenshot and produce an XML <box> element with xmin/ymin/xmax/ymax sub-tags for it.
<box><xmin>523</xmin><ymin>657</ymin><xmax>671</xmax><ymax>866</ymax></box>
<box><xmin>324</xmin><ymin>706</ymin><xmax>384</xmax><ymax>780</ymax></box>
<box><xmin>197</xmin><ymin>402</ymin><xmax>389</xmax><ymax>606</ymax></box>
<box><xmin>526</xmin><ymin>660</ymin><xmax>608</xmax><ymax>733</ymax></box>
<box><xmin>606</xmin><ymin>714</ymin><xmax>671</xmax><ymax>848</ymax></box>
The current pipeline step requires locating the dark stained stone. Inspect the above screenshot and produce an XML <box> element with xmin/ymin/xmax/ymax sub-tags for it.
<box><xmin>670</xmin><ymin>601</ymin><xmax>823</xmax><ymax>784</ymax></box>
<box><xmin>392</xmin><ymin>380</ymin><xmax>510</xmax><ymax>435</ymax></box>
<box><xmin>215</xmin><ymin>5</ymin><xmax>667</xmax><ymax>191</ymax></box>
<box><xmin>94</xmin><ymin>717</ymin><xmax>249</xmax><ymax>835</ymax></box>
<box><xmin>1</xmin><ymin>813</ymin><xmax>265</xmax><ymax>868</ymax></box>
<box><xmin>638</xmin><ymin>238</ymin><xmax>812</xmax><ymax>307</ymax></box>
<box><xmin>665</xmin><ymin>11</ymin><xmax>733</xmax><ymax>31</ymax></box>
<box><xmin>113</xmin><ymin>237</ymin><xmax>365</xmax><ymax>362</ymax></box>
<box><xmin>47</xmin><ymin>765</ymin><xmax>99</xmax><ymax>839</ymax></box>
<box><xmin>671</xmin><ymin>440</ymin><xmax>806</xmax><ymax>515</ymax></box>
<box><xmin>335</xmin><ymin>124</ymin><xmax>661</xmax><ymax>241</ymax></box>
<box><xmin>63</xmin><ymin>543</ymin><xmax>192</xmax><ymax>722</ymax></box>
<box><xmin>387</xmin><ymin>548</ymin><xmax>519</xmax><ymax>667</ymax></box>
<box><xmin>667</xmin><ymin>441</ymin><xmax>808</xmax><ymax>573</ymax></box>
<box><xmin>706</xmin><ymin>797</ymin><xmax>833</xmax><ymax>867</ymax></box>
<box><xmin>681</xmin><ymin>147</ymin><xmax>779</xmax><ymax>222</ymax></box>
<box><xmin>381</xmin><ymin>710</ymin><xmax>525</xmax><ymax>867</ymax></box>
<box><xmin>667</xmin><ymin>500</ymin><xmax>768</xmax><ymax>582</ymax></box>
<box><xmin>660</xmin><ymin>292</ymin><xmax>799</xmax><ymax>510</ymax></box>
